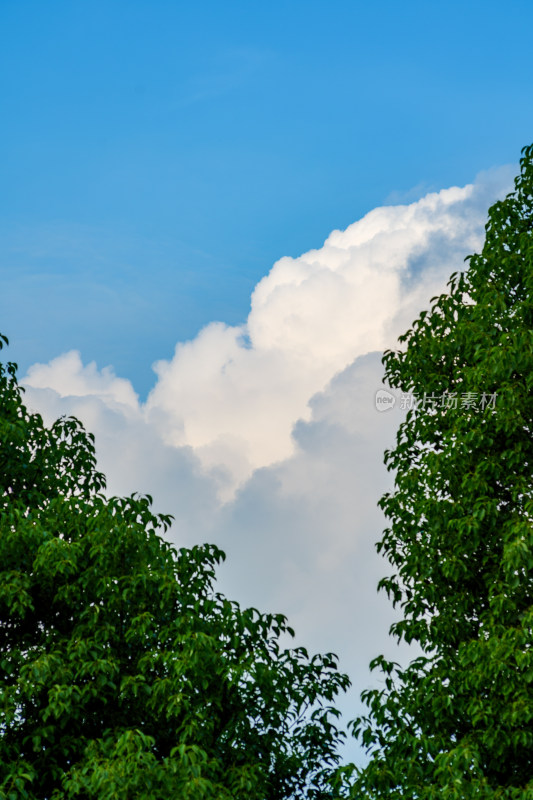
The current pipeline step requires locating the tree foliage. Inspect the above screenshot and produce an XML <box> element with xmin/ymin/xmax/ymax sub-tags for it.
<box><xmin>0</xmin><ymin>336</ymin><xmax>350</xmax><ymax>800</ymax></box>
<box><xmin>348</xmin><ymin>144</ymin><xmax>533</xmax><ymax>798</ymax></box>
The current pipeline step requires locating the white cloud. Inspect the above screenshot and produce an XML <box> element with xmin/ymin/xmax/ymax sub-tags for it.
<box><xmin>24</xmin><ymin>169</ymin><xmax>511</xmax><ymax>501</ymax></box>
<box><xmin>141</xmin><ymin>168</ymin><xmax>510</xmax><ymax>495</ymax></box>
<box><xmin>21</xmin><ymin>166</ymin><xmax>513</xmax><ymax>763</ymax></box>
<box><xmin>25</xmin><ymin>350</ymin><xmax>139</xmax><ymax>411</ymax></box>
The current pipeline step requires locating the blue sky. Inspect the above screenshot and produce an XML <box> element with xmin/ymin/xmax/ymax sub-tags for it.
<box><xmin>2</xmin><ymin>0</ymin><xmax>533</xmax><ymax>395</ymax></box>
<box><xmin>2</xmin><ymin>0</ymin><xmax>533</xmax><ymax>764</ymax></box>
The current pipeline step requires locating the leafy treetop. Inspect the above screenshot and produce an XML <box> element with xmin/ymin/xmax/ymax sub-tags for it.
<box><xmin>0</xmin><ymin>334</ymin><xmax>350</xmax><ymax>800</ymax></box>
<box><xmin>348</xmin><ymin>143</ymin><xmax>533</xmax><ymax>799</ymax></box>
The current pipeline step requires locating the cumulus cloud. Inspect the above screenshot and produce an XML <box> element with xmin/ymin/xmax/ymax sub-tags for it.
<box><xmin>25</xmin><ymin>169</ymin><xmax>511</xmax><ymax>501</ymax></box>
<box><xmin>25</xmin><ymin>351</ymin><xmax>140</xmax><ymax>412</ymax></box>
<box><xmin>141</xmin><ymin>168</ymin><xmax>511</xmax><ymax>494</ymax></box>
<box><xmin>21</xmin><ymin>167</ymin><xmax>513</xmax><ymax>762</ymax></box>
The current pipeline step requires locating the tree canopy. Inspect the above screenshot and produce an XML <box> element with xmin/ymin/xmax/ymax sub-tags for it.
<box><xmin>349</xmin><ymin>144</ymin><xmax>533</xmax><ymax>798</ymax></box>
<box><xmin>0</xmin><ymin>336</ymin><xmax>350</xmax><ymax>800</ymax></box>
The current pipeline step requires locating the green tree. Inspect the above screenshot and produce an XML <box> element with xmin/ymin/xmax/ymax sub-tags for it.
<box><xmin>349</xmin><ymin>144</ymin><xmax>533</xmax><ymax>799</ymax></box>
<box><xmin>0</xmin><ymin>335</ymin><xmax>350</xmax><ymax>800</ymax></box>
